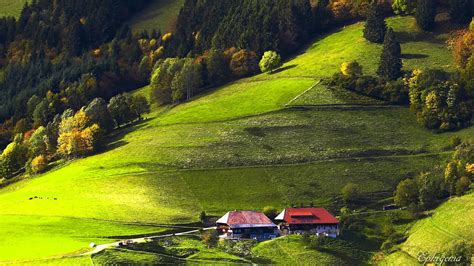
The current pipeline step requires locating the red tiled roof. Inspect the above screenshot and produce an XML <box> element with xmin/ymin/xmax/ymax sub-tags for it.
<box><xmin>282</xmin><ymin>208</ymin><xmax>338</xmax><ymax>225</ymax></box>
<box><xmin>217</xmin><ymin>211</ymin><xmax>275</xmax><ymax>227</ymax></box>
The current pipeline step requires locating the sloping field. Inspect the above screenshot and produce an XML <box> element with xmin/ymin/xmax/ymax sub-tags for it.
<box><xmin>128</xmin><ymin>0</ymin><xmax>185</xmax><ymax>33</ymax></box>
<box><xmin>0</xmin><ymin>0</ymin><xmax>28</xmax><ymax>18</ymax></box>
<box><xmin>383</xmin><ymin>193</ymin><xmax>474</xmax><ymax>265</ymax></box>
<box><xmin>0</xmin><ymin>16</ymin><xmax>469</xmax><ymax>262</ymax></box>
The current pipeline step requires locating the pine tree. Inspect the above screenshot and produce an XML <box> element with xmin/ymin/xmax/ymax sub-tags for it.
<box><xmin>449</xmin><ymin>0</ymin><xmax>472</xmax><ymax>24</ymax></box>
<box><xmin>377</xmin><ymin>28</ymin><xmax>403</xmax><ymax>80</ymax></box>
<box><xmin>416</xmin><ymin>0</ymin><xmax>437</xmax><ymax>31</ymax></box>
<box><xmin>363</xmin><ymin>2</ymin><xmax>387</xmax><ymax>43</ymax></box>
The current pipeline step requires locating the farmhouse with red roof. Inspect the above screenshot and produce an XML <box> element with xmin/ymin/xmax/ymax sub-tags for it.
<box><xmin>275</xmin><ymin>207</ymin><xmax>339</xmax><ymax>238</ymax></box>
<box><xmin>216</xmin><ymin>211</ymin><xmax>279</xmax><ymax>240</ymax></box>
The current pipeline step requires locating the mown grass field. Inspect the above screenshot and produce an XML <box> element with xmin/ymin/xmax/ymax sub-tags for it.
<box><xmin>252</xmin><ymin>236</ymin><xmax>345</xmax><ymax>265</ymax></box>
<box><xmin>383</xmin><ymin>193</ymin><xmax>474</xmax><ymax>265</ymax></box>
<box><xmin>0</xmin><ymin>16</ymin><xmax>471</xmax><ymax>263</ymax></box>
<box><xmin>128</xmin><ymin>0</ymin><xmax>185</xmax><ymax>33</ymax></box>
<box><xmin>0</xmin><ymin>0</ymin><xmax>28</xmax><ymax>18</ymax></box>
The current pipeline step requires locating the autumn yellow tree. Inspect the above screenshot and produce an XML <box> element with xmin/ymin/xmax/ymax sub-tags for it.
<box><xmin>57</xmin><ymin>109</ymin><xmax>102</xmax><ymax>158</ymax></box>
<box><xmin>30</xmin><ymin>155</ymin><xmax>48</xmax><ymax>174</ymax></box>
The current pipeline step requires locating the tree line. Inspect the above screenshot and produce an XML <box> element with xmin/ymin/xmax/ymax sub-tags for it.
<box><xmin>329</xmin><ymin>1</ymin><xmax>473</xmax><ymax>132</ymax></box>
<box><xmin>0</xmin><ymin>0</ymin><xmax>152</xmax><ymax>147</ymax></box>
<box><xmin>0</xmin><ymin>93</ymin><xmax>149</xmax><ymax>179</ymax></box>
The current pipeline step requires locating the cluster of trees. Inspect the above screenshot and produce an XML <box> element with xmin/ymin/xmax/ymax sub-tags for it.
<box><xmin>336</xmin><ymin>2</ymin><xmax>474</xmax><ymax>132</ymax></box>
<box><xmin>0</xmin><ymin>1</ymin><xmax>150</xmax><ymax>148</ymax></box>
<box><xmin>331</xmin><ymin>65</ymin><xmax>473</xmax><ymax>131</ymax></box>
<box><xmin>0</xmin><ymin>94</ymin><xmax>149</xmax><ymax>180</ymax></box>
<box><xmin>328</xmin><ymin>58</ymin><xmax>408</xmax><ymax>105</ymax></box>
<box><xmin>408</xmin><ymin>69</ymin><xmax>472</xmax><ymax>131</ymax></box>
<box><xmin>150</xmin><ymin>48</ymin><xmax>281</xmax><ymax>105</ymax></box>
<box><xmin>392</xmin><ymin>0</ymin><xmax>471</xmax><ymax>30</ymax></box>
<box><xmin>394</xmin><ymin>139</ymin><xmax>473</xmax><ymax>210</ymax></box>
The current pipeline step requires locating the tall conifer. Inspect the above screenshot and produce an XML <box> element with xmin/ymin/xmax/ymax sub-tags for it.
<box><xmin>378</xmin><ymin>28</ymin><xmax>402</xmax><ymax>80</ymax></box>
<box><xmin>416</xmin><ymin>0</ymin><xmax>437</xmax><ymax>31</ymax></box>
<box><xmin>449</xmin><ymin>0</ymin><xmax>472</xmax><ymax>24</ymax></box>
<box><xmin>363</xmin><ymin>2</ymin><xmax>387</xmax><ymax>43</ymax></box>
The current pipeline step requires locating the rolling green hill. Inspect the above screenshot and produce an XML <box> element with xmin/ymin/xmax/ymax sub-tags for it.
<box><xmin>128</xmin><ymin>0</ymin><xmax>185</xmax><ymax>33</ymax></box>
<box><xmin>0</xmin><ymin>0</ymin><xmax>28</xmax><ymax>18</ymax></box>
<box><xmin>382</xmin><ymin>193</ymin><xmax>474</xmax><ymax>265</ymax></box>
<box><xmin>0</xmin><ymin>16</ymin><xmax>471</xmax><ymax>263</ymax></box>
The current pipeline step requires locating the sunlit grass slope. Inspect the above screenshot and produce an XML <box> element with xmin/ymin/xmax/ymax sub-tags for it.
<box><xmin>253</xmin><ymin>235</ymin><xmax>349</xmax><ymax>265</ymax></box>
<box><xmin>0</xmin><ymin>0</ymin><xmax>28</xmax><ymax>18</ymax></box>
<box><xmin>0</xmin><ymin>16</ymin><xmax>467</xmax><ymax>262</ymax></box>
<box><xmin>383</xmin><ymin>193</ymin><xmax>474</xmax><ymax>265</ymax></box>
<box><xmin>128</xmin><ymin>0</ymin><xmax>185</xmax><ymax>33</ymax></box>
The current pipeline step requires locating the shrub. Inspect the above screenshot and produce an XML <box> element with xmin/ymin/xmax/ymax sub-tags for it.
<box><xmin>340</xmin><ymin>61</ymin><xmax>363</xmax><ymax>77</ymax></box>
<box><xmin>328</xmin><ymin>73</ymin><xmax>409</xmax><ymax>105</ymax></box>
<box><xmin>448</xmin><ymin>30</ymin><xmax>474</xmax><ymax>68</ymax></box>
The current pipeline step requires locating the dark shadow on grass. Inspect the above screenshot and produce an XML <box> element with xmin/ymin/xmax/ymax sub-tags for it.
<box><xmin>401</xmin><ymin>53</ymin><xmax>429</xmax><ymax>59</ymax></box>
<box><xmin>96</xmin><ymin>118</ymin><xmax>151</xmax><ymax>154</ymax></box>
<box><xmin>269</xmin><ymin>64</ymin><xmax>297</xmax><ymax>75</ymax></box>
<box><xmin>104</xmin><ymin>140</ymin><xmax>128</xmax><ymax>152</ymax></box>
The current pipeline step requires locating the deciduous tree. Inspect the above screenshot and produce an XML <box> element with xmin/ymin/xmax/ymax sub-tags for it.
<box><xmin>394</xmin><ymin>178</ymin><xmax>418</xmax><ymax>207</ymax></box>
<box><xmin>259</xmin><ymin>51</ymin><xmax>281</xmax><ymax>74</ymax></box>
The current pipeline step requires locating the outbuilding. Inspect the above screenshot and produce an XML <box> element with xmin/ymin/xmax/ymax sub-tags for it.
<box><xmin>216</xmin><ymin>211</ymin><xmax>279</xmax><ymax>240</ymax></box>
<box><xmin>275</xmin><ymin>207</ymin><xmax>339</xmax><ymax>238</ymax></box>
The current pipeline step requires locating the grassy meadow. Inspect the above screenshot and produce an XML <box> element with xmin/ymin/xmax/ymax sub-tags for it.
<box><xmin>383</xmin><ymin>193</ymin><xmax>474</xmax><ymax>265</ymax></box>
<box><xmin>128</xmin><ymin>0</ymin><xmax>185</xmax><ymax>33</ymax></box>
<box><xmin>0</xmin><ymin>0</ymin><xmax>28</xmax><ymax>18</ymax></box>
<box><xmin>0</xmin><ymin>16</ymin><xmax>471</xmax><ymax>263</ymax></box>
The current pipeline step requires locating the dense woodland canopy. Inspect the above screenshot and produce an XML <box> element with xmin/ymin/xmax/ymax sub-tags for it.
<box><xmin>170</xmin><ymin>0</ymin><xmax>317</xmax><ymax>57</ymax></box>
<box><xmin>0</xmin><ymin>0</ymin><xmax>150</xmax><ymax>129</ymax></box>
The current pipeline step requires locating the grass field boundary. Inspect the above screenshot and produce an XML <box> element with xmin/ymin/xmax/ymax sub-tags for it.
<box><xmin>0</xmin><ymin>213</ymin><xmax>202</xmax><ymax>230</ymax></box>
<box><xmin>285</xmin><ymin>104</ymin><xmax>401</xmax><ymax>110</ymax></box>
<box><xmin>37</xmin><ymin>151</ymin><xmax>449</xmax><ymax>180</ymax></box>
<box><xmin>114</xmin><ymin>247</ymin><xmax>250</xmax><ymax>264</ymax></box>
<box><xmin>285</xmin><ymin>80</ymin><xmax>321</xmax><ymax>107</ymax></box>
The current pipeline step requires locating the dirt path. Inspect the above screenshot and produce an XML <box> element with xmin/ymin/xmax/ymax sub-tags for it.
<box><xmin>82</xmin><ymin>226</ymin><xmax>216</xmax><ymax>256</ymax></box>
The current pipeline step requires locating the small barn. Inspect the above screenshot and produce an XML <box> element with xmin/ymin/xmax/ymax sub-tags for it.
<box><xmin>275</xmin><ymin>207</ymin><xmax>339</xmax><ymax>238</ymax></box>
<box><xmin>216</xmin><ymin>211</ymin><xmax>279</xmax><ymax>240</ymax></box>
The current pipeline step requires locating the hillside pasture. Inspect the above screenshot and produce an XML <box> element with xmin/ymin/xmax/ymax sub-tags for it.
<box><xmin>384</xmin><ymin>193</ymin><xmax>474</xmax><ymax>264</ymax></box>
<box><xmin>128</xmin><ymin>0</ymin><xmax>185</xmax><ymax>33</ymax></box>
<box><xmin>0</xmin><ymin>16</ymin><xmax>467</xmax><ymax>263</ymax></box>
<box><xmin>0</xmin><ymin>215</ymin><xmax>167</xmax><ymax>261</ymax></box>
<box><xmin>0</xmin><ymin>0</ymin><xmax>28</xmax><ymax>18</ymax></box>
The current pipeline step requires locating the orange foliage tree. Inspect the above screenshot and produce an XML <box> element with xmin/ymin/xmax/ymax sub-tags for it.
<box><xmin>57</xmin><ymin>110</ymin><xmax>102</xmax><ymax>158</ymax></box>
